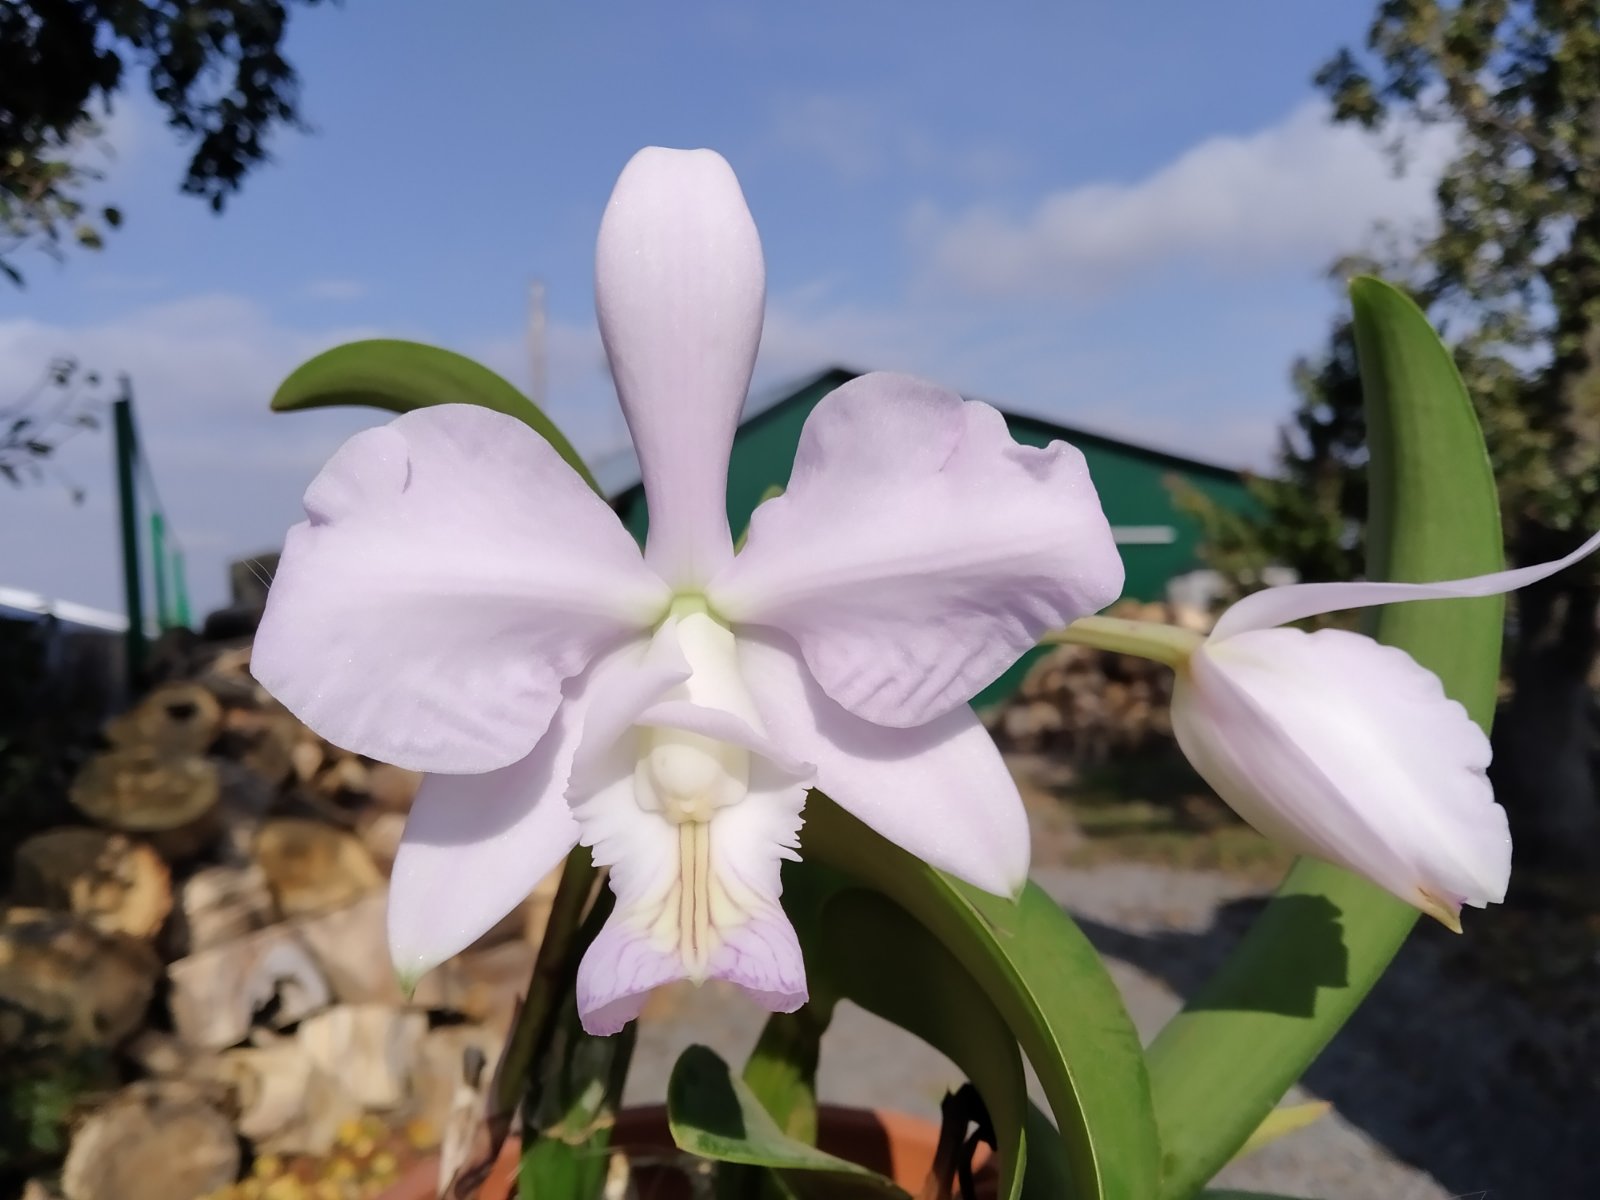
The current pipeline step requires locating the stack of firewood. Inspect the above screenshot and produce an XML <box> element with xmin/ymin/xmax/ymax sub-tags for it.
<box><xmin>2</xmin><ymin>642</ymin><xmax>557</xmax><ymax>1200</ymax></box>
<box><xmin>994</xmin><ymin>600</ymin><xmax>1211</xmax><ymax>762</ymax></box>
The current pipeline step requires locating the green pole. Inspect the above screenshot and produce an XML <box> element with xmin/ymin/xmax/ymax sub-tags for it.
<box><xmin>150</xmin><ymin>511</ymin><xmax>171</xmax><ymax>630</ymax></box>
<box><xmin>112</xmin><ymin>379</ymin><xmax>146</xmax><ymax>686</ymax></box>
<box><xmin>173</xmin><ymin>550</ymin><xmax>192</xmax><ymax>629</ymax></box>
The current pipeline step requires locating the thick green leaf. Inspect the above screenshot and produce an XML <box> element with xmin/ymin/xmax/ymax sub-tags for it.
<box><xmin>270</xmin><ymin>338</ymin><xmax>599</xmax><ymax>492</ymax></box>
<box><xmin>668</xmin><ymin>1044</ymin><xmax>910</xmax><ymax>1199</ymax></box>
<box><xmin>1143</xmin><ymin>276</ymin><xmax>1505</xmax><ymax>1198</ymax></box>
<box><xmin>816</xmin><ymin>888</ymin><xmax>1033</xmax><ymax>1200</ymax></box>
<box><xmin>803</xmin><ymin>793</ymin><xmax>1160</xmax><ymax>1200</ymax></box>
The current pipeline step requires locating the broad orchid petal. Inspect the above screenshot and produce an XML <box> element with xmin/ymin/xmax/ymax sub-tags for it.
<box><xmin>388</xmin><ymin>711</ymin><xmax>583</xmax><ymax>984</ymax></box>
<box><xmin>1211</xmin><ymin>526</ymin><xmax>1600</xmax><ymax>641</ymax></box>
<box><xmin>738</xmin><ymin>633</ymin><xmax>1030</xmax><ymax>896</ymax></box>
<box><xmin>712</xmin><ymin>373</ymin><xmax>1123</xmax><ymax>728</ymax></box>
<box><xmin>573</xmin><ymin>760</ymin><xmax>807</xmax><ymax>1035</ymax></box>
<box><xmin>595</xmin><ymin>147</ymin><xmax>765</xmax><ymax>588</ymax></box>
<box><xmin>254</xmin><ymin>405</ymin><xmax>668</xmax><ymax>774</ymax></box>
<box><xmin>1173</xmin><ymin>627</ymin><xmax>1509</xmax><ymax>926</ymax></box>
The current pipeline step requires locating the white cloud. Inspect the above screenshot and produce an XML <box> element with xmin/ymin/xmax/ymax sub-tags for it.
<box><xmin>0</xmin><ymin>295</ymin><xmax>640</xmax><ymax>618</ymax></box>
<box><xmin>916</xmin><ymin>101</ymin><xmax>1455</xmax><ymax>298</ymax></box>
<box><xmin>303</xmin><ymin>278</ymin><xmax>368</xmax><ymax>301</ymax></box>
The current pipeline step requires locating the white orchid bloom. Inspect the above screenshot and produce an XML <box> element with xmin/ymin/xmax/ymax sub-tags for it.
<box><xmin>252</xmin><ymin>147</ymin><xmax>1124</xmax><ymax>1035</ymax></box>
<box><xmin>1168</xmin><ymin>529</ymin><xmax>1600</xmax><ymax>930</ymax></box>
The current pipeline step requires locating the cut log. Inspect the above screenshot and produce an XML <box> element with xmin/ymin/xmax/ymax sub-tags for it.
<box><xmin>60</xmin><ymin>1080</ymin><xmax>239</xmax><ymax>1200</ymax></box>
<box><xmin>289</xmin><ymin>889</ymin><xmax>527</xmax><ymax>1019</ymax></box>
<box><xmin>427</xmin><ymin>938</ymin><xmax>533</xmax><ymax>1031</ymax></box>
<box><xmin>102</xmin><ymin>683</ymin><xmax>222</xmax><ymax>757</ymax></box>
<box><xmin>11</xmin><ymin>828</ymin><xmax>172</xmax><ymax>939</ymax></box>
<box><xmin>68</xmin><ymin>749</ymin><xmax>220</xmax><ymax>862</ymax></box>
<box><xmin>164</xmin><ymin>862</ymin><xmax>275</xmax><ymax>957</ymax></box>
<box><xmin>410</xmin><ymin>1024</ymin><xmax>501</xmax><ymax>1155</ymax></box>
<box><xmin>254</xmin><ymin>818</ymin><xmax>382</xmax><ymax>918</ymax></box>
<box><xmin>297</xmin><ymin>1004</ymin><xmax>427</xmax><ymax>1110</ymax></box>
<box><xmin>217</xmin><ymin>704</ymin><xmax>299</xmax><ymax>788</ymax></box>
<box><xmin>365</xmin><ymin>762</ymin><xmax>423</xmax><ymax>812</ymax></box>
<box><xmin>123</xmin><ymin>1029</ymin><xmax>198</xmax><ymax>1078</ymax></box>
<box><xmin>0</xmin><ymin>911</ymin><xmax>159</xmax><ymax>1050</ymax></box>
<box><xmin>356</xmin><ymin>810</ymin><xmax>407</xmax><ymax>872</ymax></box>
<box><xmin>312</xmin><ymin>752</ymin><xmax>371</xmax><ymax>801</ymax></box>
<box><xmin>205</xmin><ymin>1034</ymin><xmax>314</xmax><ymax>1142</ymax></box>
<box><xmin>290</xmin><ymin>738</ymin><xmax>324</xmax><ymax>784</ymax></box>
<box><xmin>167</xmin><ymin>925</ymin><xmax>331</xmax><ymax>1048</ymax></box>
<box><xmin>289</xmin><ymin>890</ymin><xmax>396</xmax><ymax>1004</ymax></box>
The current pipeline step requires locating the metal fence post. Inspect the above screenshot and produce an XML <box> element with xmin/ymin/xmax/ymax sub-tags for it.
<box><xmin>113</xmin><ymin>378</ymin><xmax>145</xmax><ymax>685</ymax></box>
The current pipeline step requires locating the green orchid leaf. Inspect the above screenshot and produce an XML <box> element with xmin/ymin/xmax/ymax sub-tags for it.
<box><xmin>1143</xmin><ymin>276</ymin><xmax>1505</xmax><ymax>1197</ymax></box>
<box><xmin>803</xmin><ymin>792</ymin><xmax>1160</xmax><ymax>1200</ymax></box>
<box><xmin>668</xmin><ymin>1043</ymin><xmax>910</xmax><ymax>1199</ymax></box>
<box><xmin>816</xmin><ymin>887</ymin><xmax>1030</xmax><ymax>1200</ymax></box>
<box><xmin>270</xmin><ymin>338</ymin><xmax>599</xmax><ymax>492</ymax></box>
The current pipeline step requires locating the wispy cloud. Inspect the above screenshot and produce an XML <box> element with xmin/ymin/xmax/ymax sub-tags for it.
<box><xmin>912</xmin><ymin>101</ymin><xmax>1455</xmax><ymax>299</ymax></box>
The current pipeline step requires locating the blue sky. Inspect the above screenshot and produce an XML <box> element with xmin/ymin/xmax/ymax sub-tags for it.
<box><xmin>1</xmin><ymin>0</ymin><xmax>1449</xmax><ymax>616</ymax></box>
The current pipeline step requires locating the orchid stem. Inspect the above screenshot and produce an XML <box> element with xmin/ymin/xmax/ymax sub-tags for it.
<box><xmin>492</xmin><ymin>850</ymin><xmax>602</xmax><ymax>1133</ymax></box>
<box><xmin>1041</xmin><ymin>614</ymin><xmax>1203</xmax><ymax>670</ymax></box>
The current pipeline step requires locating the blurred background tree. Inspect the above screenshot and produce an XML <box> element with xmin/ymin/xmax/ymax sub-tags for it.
<box><xmin>1189</xmin><ymin>0</ymin><xmax>1600</xmax><ymax>874</ymax></box>
<box><xmin>1</xmin><ymin>0</ymin><xmax>331</xmax><ymax>284</ymax></box>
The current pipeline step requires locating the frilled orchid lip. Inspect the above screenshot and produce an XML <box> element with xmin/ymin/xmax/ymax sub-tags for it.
<box><xmin>251</xmin><ymin>146</ymin><xmax>1127</xmax><ymax>1034</ymax></box>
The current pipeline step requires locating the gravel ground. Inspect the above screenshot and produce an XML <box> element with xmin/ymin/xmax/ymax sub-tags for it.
<box><xmin>627</xmin><ymin>861</ymin><xmax>1596</xmax><ymax>1198</ymax></box>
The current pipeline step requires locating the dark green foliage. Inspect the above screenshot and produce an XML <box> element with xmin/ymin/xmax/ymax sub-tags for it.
<box><xmin>1</xmin><ymin>0</ymin><xmax>331</xmax><ymax>282</ymax></box>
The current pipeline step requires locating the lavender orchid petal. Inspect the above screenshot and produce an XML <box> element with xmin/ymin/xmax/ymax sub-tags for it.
<box><xmin>388</xmin><ymin>712</ymin><xmax>584</xmax><ymax>984</ymax></box>
<box><xmin>712</xmin><ymin>373</ymin><xmax>1124</xmax><ymax>728</ymax></box>
<box><xmin>1210</xmin><ymin>525</ymin><xmax>1600</xmax><ymax>641</ymax></box>
<box><xmin>596</xmin><ymin>147</ymin><xmax>765</xmax><ymax>589</ymax></box>
<box><xmin>253</xmin><ymin>404</ymin><xmax>668</xmax><ymax>774</ymax></box>
<box><xmin>739</xmin><ymin>633</ymin><xmax>1031</xmax><ymax>897</ymax></box>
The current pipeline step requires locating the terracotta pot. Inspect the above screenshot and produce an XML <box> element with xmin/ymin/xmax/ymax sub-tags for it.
<box><xmin>380</xmin><ymin>1103</ymin><xmax>993</xmax><ymax>1199</ymax></box>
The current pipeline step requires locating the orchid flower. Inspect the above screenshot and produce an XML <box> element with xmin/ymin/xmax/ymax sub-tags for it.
<box><xmin>252</xmin><ymin>148</ymin><xmax>1124</xmax><ymax>1035</ymax></box>
<box><xmin>1153</xmin><ymin>529</ymin><xmax>1600</xmax><ymax>930</ymax></box>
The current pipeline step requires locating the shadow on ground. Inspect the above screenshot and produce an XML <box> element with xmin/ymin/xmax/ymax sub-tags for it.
<box><xmin>1064</xmin><ymin>886</ymin><xmax>1597</xmax><ymax>1197</ymax></box>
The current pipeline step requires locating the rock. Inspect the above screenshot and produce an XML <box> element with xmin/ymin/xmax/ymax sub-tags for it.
<box><xmin>102</xmin><ymin>683</ymin><xmax>222</xmax><ymax>757</ymax></box>
<box><xmin>60</xmin><ymin>1080</ymin><xmax>239</xmax><ymax>1200</ymax></box>
<box><xmin>11</xmin><ymin>827</ymin><xmax>172</xmax><ymax>939</ymax></box>
<box><xmin>167</xmin><ymin>924</ymin><xmax>331</xmax><ymax>1048</ymax></box>
<box><xmin>254</xmin><ymin>818</ymin><xmax>383</xmax><ymax>917</ymax></box>
<box><xmin>164</xmin><ymin>863</ymin><xmax>275</xmax><ymax>957</ymax></box>
<box><xmin>0</xmin><ymin>910</ymin><xmax>159</xmax><ymax>1049</ymax></box>
<box><xmin>298</xmin><ymin>1004</ymin><xmax>427</xmax><ymax>1110</ymax></box>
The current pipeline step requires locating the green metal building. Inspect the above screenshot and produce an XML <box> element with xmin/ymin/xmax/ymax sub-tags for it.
<box><xmin>599</xmin><ymin>367</ymin><xmax>1257</xmax><ymax>703</ymax></box>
